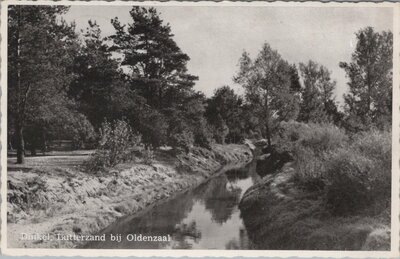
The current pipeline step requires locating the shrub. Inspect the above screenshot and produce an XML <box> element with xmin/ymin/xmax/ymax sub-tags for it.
<box><xmin>138</xmin><ymin>110</ymin><xmax>169</xmax><ymax>147</ymax></box>
<box><xmin>142</xmin><ymin>146</ymin><xmax>155</xmax><ymax>165</ymax></box>
<box><xmin>84</xmin><ymin>150</ymin><xmax>110</xmax><ymax>172</ymax></box>
<box><xmin>292</xmin><ymin>146</ymin><xmax>326</xmax><ymax>192</ymax></box>
<box><xmin>324</xmin><ymin>129</ymin><xmax>391</xmax><ymax>216</ymax></box>
<box><xmin>278</xmin><ymin>122</ymin><xmax>391</xmax><ymax>216</ymax></box>
<box><xmin>277</xmin><ymin>121</ymin><xmax>348</xmax><ymax>190</ymax></box>
<box><xmin>324</xmin><ymin>148</ymin><xmax>374</xmax><ymax>215</ymax></box>
<box><xmin>352</xmin><ymin>129</ymin><xmax>391</xmax><ymax>167</ymax></box>
<box><xmin>85</xmin><ymin>119</ymin><xmax>142</xmax><ymax>172</ymax></box>
<box><xmin>66</xmin><ymin>113</ymin><xmax>96</xmax><ymax>149</ymax></box>
<box><xmin>299</xmin><ymin>124</ymin><xmax>347</xmax><ymax>152</ymax></box>
<box><xmin>352</xmin><ymin>130</ymin><xmax>391</xmax><ymax>213</ymax></box>
<box><xmin>194</xmin><ymin>124</ymin><xmax>214</xmax><ymax>149</ymax></box>
<box><xmin>276</xmin><ymin>121</ymin><xmax>348</xmax><ymax>153</ymax></box>
<box><xmin>169</xmin><ymin>130</ymin><xmax>194</xmax><ymax>153</ymax></box>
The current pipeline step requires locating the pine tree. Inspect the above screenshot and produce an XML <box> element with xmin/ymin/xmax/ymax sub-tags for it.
<box><xmin>8</xmin><ymin>5</ymin><xmax>78</xmax><ymax>163</ymax></box>
<box><xmin>109</xmin><ymin>7</ymin><xmax>204</xmax><ymax>148</ymax></box>
<box><xmin>109</xmin><ymin>7</ymin><xmax>198</xmax><ymax>109</ymax></box>
<box><xmin>69</xmin><ymin>20</ymin><xmax>133</xmax><ymax>129</ymax></box>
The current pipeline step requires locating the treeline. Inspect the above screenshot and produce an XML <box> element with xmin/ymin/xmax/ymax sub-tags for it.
<box><xmin>8</xmin><ymin>6</ymin><xmax>392</xmax><ymax>164</ymax></box>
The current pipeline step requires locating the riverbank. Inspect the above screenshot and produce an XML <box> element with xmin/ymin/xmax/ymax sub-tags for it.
<box><xmin>238</xmin><ymin>122</ymin><xmax>391</xmax><ymax>250</ymax></box>
<box><xmin>239</xmin><ymin>162</ymin><xmax>390</xmax><ymax>250</ymax></box>
<box><xmin>7</xmin><ymin>144</ymin><xmax>252</xmax><ymax>248</ymax></box>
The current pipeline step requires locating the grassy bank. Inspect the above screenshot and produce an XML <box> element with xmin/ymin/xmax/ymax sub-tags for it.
<box><xmin>239</xmin><ymin>122</ymin><xmax>391</xmax><ymax>250</ymax></box>
<box><xmin>7</xmin><ymin>144</ymin><xmax>252</xmax><ymax>248</ymax></box>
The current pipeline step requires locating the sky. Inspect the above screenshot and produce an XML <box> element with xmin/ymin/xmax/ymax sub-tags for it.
<box><xmin>63</xmin><ymin>5</ymin><xmax>393</xmax><ymax>106</ymax></box>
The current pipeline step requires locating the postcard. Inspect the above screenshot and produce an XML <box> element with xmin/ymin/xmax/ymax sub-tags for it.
<box><xmin>1</xmin><ymin>1</ymin><xmax>399</xmax><ymax>257</ymax></box>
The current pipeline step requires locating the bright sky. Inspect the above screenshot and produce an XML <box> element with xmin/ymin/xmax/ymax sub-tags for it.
<box><xmin>63</xmin><ymin>5</ymin><xmax>393</xmax><ymax>106</ymax></box>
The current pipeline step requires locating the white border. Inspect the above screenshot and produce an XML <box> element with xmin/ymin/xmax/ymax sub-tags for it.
<box><xmin>1</xmin><ymin>1</ymin><xmax>399</xmax><ymax>257</ymax></box>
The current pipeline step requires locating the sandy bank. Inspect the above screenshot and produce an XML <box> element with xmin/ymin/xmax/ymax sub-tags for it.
<box><xmin>7</xmin><ymin>144</ymin><xmax>252</xmax><ymax>248</ymax></box>
<box><xmin>239</xmin><ymin>162</ymin><xmax>390</xmax><ymax>250</ymax></box>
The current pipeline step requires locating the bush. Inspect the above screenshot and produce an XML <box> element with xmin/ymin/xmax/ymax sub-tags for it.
<box><xmin>138</xmin><ymin>110</ymin><xmax>169</xmax><ymax>147</ymax></box>
<box><xmin>194</xmin><ymin>123</ymin><xmax>214</xmax><ymax>149</ymax></box>
<box><xmin>292</xmin><ymin>146</ymin><xmax>326</xmax><ymax>192</ymax></box>
<box><xmin>278</xmin><ymin>121</ymin><xmax>391</xmax><ymax>216</ymax></box>
<box><xmin>169</xmin><ymin>129</ymin><xmax>194</xmax><ymax>153</ymax></box>
<box><xmin>67</xmin><ymin>113</ymin><xmax>96</xmax><ymax>149</ymax></box>
<box><xmin>277</xmin><ymin>121</ymin><xmax>348</xmax><ymax>153</ymax></box>
<box><xmin>85</xmin><ymin>119</ymin><xmax>142</xmax><ymax>172</ymax></box>
<box><xmin>299</xmin><ymin>124</ymin><xmax>347</xmax><ymax>152</ymax></box>
<box><xmin>85</xmin><ymin>150</ymin><xmax>110</xmax><ymax>172</ymax></box>
<box><xmin>324</xmin><ymin>148</ymin><xmax>374</xmax><ymax>215</ymax></box>
<box><xmin>323</xmin><ymin>129</ymin><xmax>391</xmax><ymax>216</ymax></box>
<box><xmin>277</xmin><ymin>121</ymin><xmax>347</xmax><ymax>190</ymax></box>
<box><xmin>142</xmin><ymin>146</ymin><xmax>155</xmax><ymax>165</ymax></box>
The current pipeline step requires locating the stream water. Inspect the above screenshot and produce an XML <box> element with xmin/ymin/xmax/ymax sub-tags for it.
<box><xmin>84</xmin><ymin>161</ymin><xmax>261</xmax><ymax>249</ymax></box>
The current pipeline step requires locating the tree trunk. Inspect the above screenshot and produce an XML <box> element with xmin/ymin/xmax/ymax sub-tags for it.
<box><xmin>41</xmin><ymin>130</ymin><xmax>47</xmax><ymax>155</ymax></box>
<box><xmin>15</xmin><ymin>6</ymin><xmax>24</xmax><ymax>164</ymax></box>
<box><xmin>264</xmin><ymin>91</ymin><xmax>272</xmax><ymax>148</ymax></box>
<box><xmin>30</xmin><ymin>139</ymin><xmax>37</xmax><ymax>156</ymax></box>
<box><xmin>265</xmin><ymin>122</ymin><xmax>272</xmax><ymax>148</ymax></box>
<box><xmin>16</xmin><ymin>122</ymin><xmax>24</xmax><ymax>164</ymax></box>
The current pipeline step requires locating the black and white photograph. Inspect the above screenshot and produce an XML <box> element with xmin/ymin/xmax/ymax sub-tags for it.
<box><xmin>1</xmin><ymin>1</ymin><xmax>399</xmax><ymax>257</ymax></box>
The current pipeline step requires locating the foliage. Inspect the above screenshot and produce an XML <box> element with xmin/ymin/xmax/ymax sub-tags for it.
<box><xmin>136</xmin><ymin>108</ymin><xmax>169</xmax><ymax>147</ymax></box>
<box><xmin>63</xmin><ymin>113</ymin><xmax>96</xmax><ymax>149</ymax></box>
<box><xmin>142</xmin><ymin>146</ymin><xmax>155</xmax><ymax>165</ymax></box>
<box><xmin>110</xmin><ymin>7</ymin><xmax>198</xmax><ymax>109</ymax></box>
<box><xmin>8</xmin><ymin>5</ymin><xmax>78</xmax><ymax>163</ymax></box>
<box><xmin>324</xmin><ymin>148</ymin><xmax>374</xmax><ymax>215</ymax></box>
<box><xmin>206</xmin><ymin>86</ymin><xmax>244</xmax><ymax>144</ymax></box>
<box><xmin>340</xmin><ymin>27</ymin><xmax>393</xmax><ymax>131</ymax></box>
<box><xmin>298</xmin><ymin>60</ymin><xmax>342</xmax><ymax>125</ymax></box>
<box><xmin>276</xmin><ymin>121</ymin><xmax>348</xmax><ymax>153</ymax></box>
<box><xmin>234</xmin><ymin>44</ymin><xmax>301</xmax><ymax>147</ymax></box>
<box><xmin>178</xmin><ymin>92</ymin><xmax>214</xmax><ymax>149</ymax></box>
<box><xmin>86</xmin><ymin>120</ymin><xmax>142</xmax><ymax>171</ymax></box>
<box><xmin>107</xmin><ymin>7</ymin><xmax>208</xmax><ymax>150</ymax></box>
<box><xmin>69</xmin><ymin>20</ymin><xmax>131</xmax><ymax>129</ymax></box>
<box><xmin>169</xmin><ymin>129</ymin><xmax>194</xmax><ymax>153</ymax></box>
<box><xmin>276</xmin><ymin>121</ymin><xmax>347</xmax><ymax>190</ymax></box>
<box><xmin>278</xmin><ymin>121</ymin><xmax>391</xmax><ymax>216</ymax></box>
<box><xmin>325</xmin><ymin>129</ymin><xmax>392</xmax><ymax>215</ymax></box>
<box><xmin>193</xmin><ymin>123</ymin><xmax>214</xmax><ymax>149</ymax></box>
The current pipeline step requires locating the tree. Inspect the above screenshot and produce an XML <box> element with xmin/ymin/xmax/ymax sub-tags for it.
<box><xmin>340</xmin><ymin>27</ymin><xmax>392</xmax><ymax>130</ymax></box>
<box><xmin>69</xmin><ymin>20</ymin><xmax>133</xmax><ymax>129</ymax></box>
<box><xmin>298</xmin><ymin>60</ymin><xmax>341</xmax><ymax>124</ymax></box>
<box><xmin>8</xmin><ymin>5</ymin><xmax>78</xmax><ymax>163</ymax></box>
<box><xmin>109</xmin><ymin>7</ymin><xmax>198</xmax><ymax>109</ymax></box>
<box><xmin>206</xmin><ymin>86</ymin><xmax>244</xmax><ymax>144</ymax></box>
<box><xmin>108</xmin><ymin>7</ymin><xmax>202</xmax><ymax>148</ymax></box>
<box><xmin>179</xmin><ymin>92</ymin><xmax>214</xmax><ymax>149</ymax></box>
<box><xmin>234</xmin><ymin>43</ymin><xmax>300</xmax><ymax>147</ymax></box>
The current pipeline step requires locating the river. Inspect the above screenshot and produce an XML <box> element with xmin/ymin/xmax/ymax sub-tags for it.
<box><xmin>84</xmin><ymin>161</ymin><xmax>261</xmax><ymax>249</ymax></box>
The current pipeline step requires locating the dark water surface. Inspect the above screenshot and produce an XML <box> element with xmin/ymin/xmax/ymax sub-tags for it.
<box><xmin>84</xmin><ymin>162</ymin><xmax>260</xmax><ymax>249</ymax></box>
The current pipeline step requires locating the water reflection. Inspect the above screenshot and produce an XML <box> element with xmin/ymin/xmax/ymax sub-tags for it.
<box><xmin>84</xmin><ymin>162</ymin><xmax>258</xmax><ymax>249</ymax></box>
<box><xmin>195</xmin><ymin>173</ymin><xmax>242</xmax><ymax>224</ymax></box>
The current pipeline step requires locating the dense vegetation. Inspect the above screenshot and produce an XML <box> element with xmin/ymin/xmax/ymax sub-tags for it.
<box><xmin>276</xmin><ymin>122</ymin><xmax>391</xmax><ymax>216</ymax></box>
<box><xmin>8</xmin><ymin>5</ymin><xmax>392</xmax><ymax>176</ymax></box>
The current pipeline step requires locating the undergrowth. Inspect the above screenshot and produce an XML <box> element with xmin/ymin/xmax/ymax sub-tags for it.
<box><xmin>276</xmin><ymin>121</ymin><xmax>391</xmax><ymax>217</ymax></box>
